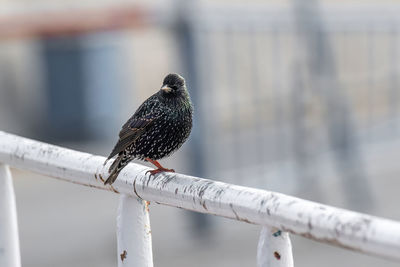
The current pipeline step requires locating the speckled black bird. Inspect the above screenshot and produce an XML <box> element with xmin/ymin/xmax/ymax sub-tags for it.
<box><xmin>104</xmin><ymin>73</ymin><xmax>193</xmax><ymax>185</ymax></box>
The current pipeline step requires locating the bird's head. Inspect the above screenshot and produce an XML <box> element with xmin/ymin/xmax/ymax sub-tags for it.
<box><xmin>160</xmin><ymin>73</ymin><xmax>186</xmax><ymax>97</ymax></box>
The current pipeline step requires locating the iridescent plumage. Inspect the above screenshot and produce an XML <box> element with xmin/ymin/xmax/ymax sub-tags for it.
<box><xmin>104</xmin><ymin>74</ymin><xmax>193</xmax><ymax>185</ymax></box>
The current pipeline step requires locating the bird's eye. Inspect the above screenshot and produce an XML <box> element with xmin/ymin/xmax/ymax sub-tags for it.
<box><xmin>171</xmin><ymin>85</ymin><xmax>178</xmax><ymax>90</ymax></box>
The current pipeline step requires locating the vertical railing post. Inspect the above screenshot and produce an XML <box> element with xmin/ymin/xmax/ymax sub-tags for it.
<box><xmin>0</xmin><ymin>164</ymin><xmax>21</xmax><ymax>267</ymax></box>
<box><xmin>117</xmin><ymin>195</ymin><xmax>153</xmax><ymax>267</ymax></box>
<box><xmin>257</xmin><ymin>226</ymin><xmax>293</xmax><ymax>267</ymax></box>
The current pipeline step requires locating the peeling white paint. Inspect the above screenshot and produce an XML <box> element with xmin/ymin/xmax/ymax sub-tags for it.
<box><xmin>0</xmin><ymin>164</ymin><xmax>21</xmax><ymax>267</ymax></box>
<box><xmin>117</xmin><ymin>195</ymin><xmax>153</xmax><ymax>267</ymax></box>
<box><xmin>257</xmin><ymin>227</ymin><xmax>293</xmax><ymax>267</ymax></box>
<box><xmin>0</xmin><ymin>131</ymin><xmax>400</xmax><ymax>261</ymax></box>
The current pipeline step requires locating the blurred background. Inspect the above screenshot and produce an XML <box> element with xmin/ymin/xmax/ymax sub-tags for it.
<box><xmin>1</xmin><ymin>0</ymin><xmax>400</xmax><ymax>266</ymax></box>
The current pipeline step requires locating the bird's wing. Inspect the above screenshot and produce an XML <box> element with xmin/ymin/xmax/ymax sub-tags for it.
<box><xmin>107</xmin><ymin>114</ymin><xmax>158</xmax><ymax>160</ymax></box>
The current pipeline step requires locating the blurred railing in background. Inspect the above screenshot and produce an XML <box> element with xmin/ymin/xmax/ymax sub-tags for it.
<box><xmin>180</xmin><ymin>3</ymin><xmax>400</xmax><ymax>212</ymax></box>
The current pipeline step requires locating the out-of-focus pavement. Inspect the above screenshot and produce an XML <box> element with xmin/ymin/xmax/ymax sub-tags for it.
<box><xmin>11</xmin><ymin>139</ymin><xmax>400</xmax><ymax>267</ymax></box>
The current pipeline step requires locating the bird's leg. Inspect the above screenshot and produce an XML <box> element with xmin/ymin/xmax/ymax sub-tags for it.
<box><xmin>145</xmin><ymin>158</ymin><xmax>175</xmax><ymax>175</ymax></box>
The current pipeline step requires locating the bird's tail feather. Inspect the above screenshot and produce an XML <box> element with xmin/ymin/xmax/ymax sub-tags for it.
<box><xmin>104</xmin><ymin>155</ymin><xmax>130</xmax><ymax>185</ymax></box>
<box><xmin>104</xmin><ymin>171</ymin><xmax>120</xmax><ymax>186</ymax></box>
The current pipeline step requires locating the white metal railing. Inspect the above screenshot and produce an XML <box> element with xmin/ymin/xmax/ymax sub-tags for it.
<box><xmin>0</xmin><ymin>130</ymin><xmax>400</xmax><ymax>266</ymax></box>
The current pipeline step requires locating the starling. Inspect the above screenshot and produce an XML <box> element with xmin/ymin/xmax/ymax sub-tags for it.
<box><xmin>104</xmin><ymin>73</ymin><xmax>193</xmax><ymax>185</ymax></box>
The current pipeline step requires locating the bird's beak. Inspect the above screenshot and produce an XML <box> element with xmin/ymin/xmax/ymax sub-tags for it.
<box><xmin>161</xmin><ymin>85</ymin><xmax>172</xmax><ymax>93</ymax></box>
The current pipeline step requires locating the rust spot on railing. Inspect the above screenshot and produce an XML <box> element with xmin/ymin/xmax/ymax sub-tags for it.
<box><xmin>240</xmin><ymin>218</ymin><xmax>251</xmax><ymax>224</ymax></box>
<box><xmin>229</xmin><ymin>203</ymin><xmax>251</xmax><ymax>223</ymax></box>
<box><xmin>281</xmin><ymin>226</ymin><xmax>365</xmax><ymax>253</ymax></box>
<box><xmin>274</xmin><ymin>251</ymin><xmax>281</xmax><ymax>260</ymax></box>
<box><xmin>120</xmin><ymin>250</ymin><xmax>127</xmax><ymax>262</ymax></box>
<box><xmin>133</xmin><ymin>178</ymin><xmax>143</xmax><ymax>200</ymax></box>
<box><xmin>110</xmin><ymin>185</ymin><xmax>119</xmax><ymax>194</ymax></box>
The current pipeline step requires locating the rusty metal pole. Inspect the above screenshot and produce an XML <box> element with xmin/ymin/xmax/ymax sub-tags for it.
<box><xmin>257</xmin><ymin>226</ymin><xmax>293</xmax><ymax>267</ymax></box>
<box><xmin>0</xmin><ymin>164</ymin><xmax>21</xmax><ymax>267</ymax></box>
<box><xmin>117</xmin><ymin>195</ymin><xmax>153</xmax><ymax>267</ymax></box>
